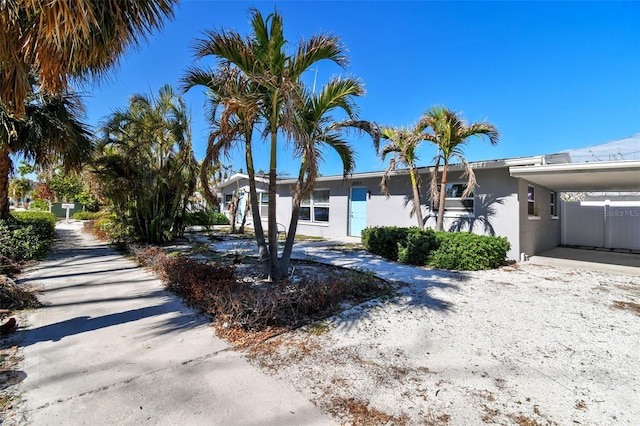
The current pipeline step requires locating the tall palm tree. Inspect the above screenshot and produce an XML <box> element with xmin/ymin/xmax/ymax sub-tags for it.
<box><xmin>1</xmin><ymin>0</ymin><xmax>176</xmax><ymax>117</ymax></box>
<box><xmin>421</xmin><ymin>105</ymin><xmax>499</xmax><ymax>232</ymax></box>
<box><xmin>187</xmin><ymin>8</ymin><xmax>347</xmax><ymax>281</ymax></box>
<box><xmin>182</xmin><ymin>63</ymin><xmax>270</xmax><ymax>276</ymax></box>
<box><xmin>279</xmin><ymin>78</ymin><xmax>380</xmax><ymax>275</ymax></box>
<box><xmin>379</xmin><ymin>124</ymin><xmax>429</xmax><ymax>228</ymax></box>
<box><xmin>93</xmin><ymin>84</ymin><xmax>197</xmax><ymax>243</ymax></box>
<box><xmin>0</xmin><ymin>87</ymin><xmax>93</xmax><ymax>219</ymax></box>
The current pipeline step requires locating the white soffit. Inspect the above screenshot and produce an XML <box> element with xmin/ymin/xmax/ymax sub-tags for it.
<box><xmin>509</xmin><ymin>160</ymin><xmax>640</xmax><ymax>192</ymax></box>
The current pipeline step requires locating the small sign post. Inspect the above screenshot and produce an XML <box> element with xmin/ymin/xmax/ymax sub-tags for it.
<box><xmin>61</xmin><ymin>203</ymin><xmax>74</xmax><ymax>223</ymax></box>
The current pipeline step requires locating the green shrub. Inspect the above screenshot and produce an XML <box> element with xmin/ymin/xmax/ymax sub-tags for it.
<box><xmin>185</xmin><ymin>209</ymin><xmax>229</xmax><ymax>227</ymax></box>
<box><xmin>84</xmin><ymin>214</ymin><xmax>129</xmax><ymax>243</ymax></box>
<box><xmin>0</xmin><ymin>211</ymin><xmax>57</xmax><ymax>262</ymax></box>
<box><xmin>397</xmin><ymin>228</ymin><xmax>437</xmax><ymax>265</ymax></box>
<box><xmin>72</xmin><ymin>211</ymin><xmax>107</xmax><ymax>220</ymax></box>
<box><xmin>428</xmin><ymin>232</ymin><xmax>510</xmax><ymax>270</ymax></box>
<box><xmin>361</xmin><ymin>226</ymin><xmax>412</xmax><ymax>261</ymax></box>
<box><xmin>11</xmin><ymin>211</ymin><xmax>57</xmax><ymax>228</ymax></box>
<box><xmin>29</xmin><ymin>199</ymin><xmax>50</xmax><ymax>211</ymax></box>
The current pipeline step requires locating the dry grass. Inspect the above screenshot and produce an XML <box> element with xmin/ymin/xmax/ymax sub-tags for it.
<box><xmin>612</xmin><ymin>300</ymin><xmax>640</xmax><ymax>316</ymax></box>
<box><xmin>327</xmin><ymin>396</ymin><xmax>409</xmax><ymax>426</ymax></box>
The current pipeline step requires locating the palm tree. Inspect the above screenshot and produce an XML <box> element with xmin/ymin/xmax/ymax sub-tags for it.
<box><xmin>182</xmin><ymin>63</ymin><xmax>271</xmax><ymax>276</ymax></box>
<box><xmin>93</xmin><ymin>84</ymin><xmax>197</xmax><ymax>243</ymax></box>
<box><xmin>279</xmin><ymin>78</ymin><xmax>380</xmax><ymax>275</ymax></box>
<box><xmin>1</xmin><ymin>0</ymin><xmax>176</xmax><ymax>117</ymax></box>
<box><xmin>379</xmin><ymin>124</ymin><xmax>429</xmax><ymax>228</ymax></box>
<box><xmin>187</xmin><ymin>8</ymin><xmax>347</xmax><ymax>281</ymax></box>
<box><xmin>421</xmin><ymin>106</ymin><xmax>499</xmax><ymax>232</ymax></box>
<box><xmin>0</xmin><ymin>87</ymin><xmax>93</xmax><ymax>219</ymax></box>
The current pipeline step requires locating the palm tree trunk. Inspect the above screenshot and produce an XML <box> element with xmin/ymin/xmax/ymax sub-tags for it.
<box><xmin>279</xmin><ymin>168</ymin><xmax>305</xmax><ymax>276</ymax></box>
<box><xmin>245</xmin><ymin>139</ymin><xmax>269</xmax><ymax>277</ymax></box>
<box><xmin>0</xmin><ymin>150</ymin><xmax>12</xmax><ymax>219</ymax></box>
<box><xmin>267</xmin><ymin>129</ymin><xmax>282</xmax><ymax>281</ymax></box>
<box><xmin>409</xmin><ymin>166</ymin><xmax>424</xmax><ymax>228</ymax></box>
<box><xmin>238</xmin><ymin>197</ymin><xmax>250</xmax><ymax>233</ymax></box>
<box><xmin>436</xmin><ymin>162</ymin><xmax>449</xmax><ymax>232</ymax></box>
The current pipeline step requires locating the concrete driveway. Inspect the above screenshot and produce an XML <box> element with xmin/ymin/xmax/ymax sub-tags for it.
<box><xmin>10</xmin><ymin>221</ymin><xmax>330</xmax><ymax>425</ymax></box>
<box><xmin>529</xmin><ymin>246</ymin><xmax>640</xmax><ymax>276</ymax></box>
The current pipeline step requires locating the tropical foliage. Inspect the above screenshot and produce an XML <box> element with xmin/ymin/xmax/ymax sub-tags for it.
<box><xmin>185</xmin><ymin>8</ymin><xmax>358</xmax><ymax>280</ymax></box>
<box><xmin>379</xmin><ymin>123</ymin><xmax>430</xmax><ymax>228</ymax></box>
<box><xmin>1</xmin><ymin>0</ymin><xmax>176</xmax><ymax>117</ymax></box>
<box><xmin>93</xmin><ymin>84</ymin><xmax>198</xmax><ymax>244</ymax></box>
<box><xmin>421</xmin><ymin>106</ymin><xmax>499</xmax><ymax>231</ymax></box>
<box><xmin>0</xmin><ymin>87</ymin><xmax>93</xmax><ymax>218</ymax></box>
<box><xmin>279</xmin><ymin>79</ymin><xmax>379</xmax><ymax>275</ymax></box>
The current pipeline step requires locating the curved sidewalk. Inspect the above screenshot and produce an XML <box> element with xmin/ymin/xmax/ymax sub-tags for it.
<box><xmin>12</xmin><ymin>221</ymin><xmax>330</xmax><ymax>425</ymax></box>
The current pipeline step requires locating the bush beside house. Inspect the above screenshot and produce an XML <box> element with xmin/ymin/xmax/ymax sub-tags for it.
<box><xmin>362</xmin><ymin>226</ymin><xmax>510</xmax><ymax>270</ymax></box>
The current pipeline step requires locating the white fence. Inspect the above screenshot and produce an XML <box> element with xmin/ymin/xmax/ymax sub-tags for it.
<box><xmin>561</xmin><ymin>201</ymin><xmax>640</xmax><ymax>250</ymax></box>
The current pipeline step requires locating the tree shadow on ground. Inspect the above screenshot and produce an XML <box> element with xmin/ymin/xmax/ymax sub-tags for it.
<box><xmin>18</xmin><ymin>301</ymin><xmax>207</xmax><ymax>348</ymax></box>
<box><xmin>216</xmin><ymin>238</ymin><xmax>472</xmax><ymax>333</ymax></box>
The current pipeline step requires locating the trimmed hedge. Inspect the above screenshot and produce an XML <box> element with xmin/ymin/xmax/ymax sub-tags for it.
<box><xmin>0</xmin><ymin>211</ymin><xmax>57</xmax><ymax>262</ymax></box>
<box><xmin>362</xmin><ymin>226</ymin><xmax>510</xmax><ymax>270</ymax></box>
<box><xmin>428</xmin><ymin>232</ymin><xmax>510</xmax><ymax>271</ymax></box>
<box><xmin>398</xmin><ymin>228</ymin><xmax>438</xmax><ymax>266</ymax></box>
<box><xmin>361</xmin><ymin>226</ymin><xmax>412</xmax><ymax>261</ymax></box>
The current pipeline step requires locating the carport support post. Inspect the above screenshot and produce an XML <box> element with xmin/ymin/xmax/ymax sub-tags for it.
<box><xmin>603</xmin><ymin>199</ymin><xmax>610</xmax><ymax>249</ymax></box>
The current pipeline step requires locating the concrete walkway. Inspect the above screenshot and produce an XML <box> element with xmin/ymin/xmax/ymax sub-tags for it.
<box><xmin>12</xmin><ymin>221</ymin><xmax>331</xmax><ymax>425</ymax></box>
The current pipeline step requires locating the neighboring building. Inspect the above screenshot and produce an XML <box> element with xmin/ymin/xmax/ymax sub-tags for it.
<box><xmin>216</xmin><ymin>135</ymin><xmax>640</xmax><ymax>261</ymax></box>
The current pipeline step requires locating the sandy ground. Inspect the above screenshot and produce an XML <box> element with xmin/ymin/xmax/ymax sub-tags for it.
<box><xmin>246</xmin><ymin>262</ymin><xmax>640</xmax><ymax>425</ymax></box>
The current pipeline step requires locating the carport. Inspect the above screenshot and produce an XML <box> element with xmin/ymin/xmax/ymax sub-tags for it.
<box><xmin>510</xmin><ymin>159</ymin><xmax>640</xmax><ymax>255</ymax></box>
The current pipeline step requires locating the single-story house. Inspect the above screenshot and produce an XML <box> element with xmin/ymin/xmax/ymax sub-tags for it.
<box><xmin>216</xmin><ymin>134</ymin><xmax>640</xmax><ymax>261</ymax></box>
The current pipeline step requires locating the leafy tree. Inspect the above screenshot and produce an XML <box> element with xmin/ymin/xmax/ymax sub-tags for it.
<box><xmin>185</xmin><ymin>8</ymin><xmax>347</xmax><ymax>281</ymax></box>
<box><xmin>48</xmin><ymin>173</ymin><xmax>83</xmax><ymax>203</ymax></box>
<box><xmin>379</xmin><ymin>123</ymin><xmax>430</xmax><ymax>228</ymax></box>
<box><xmin>8</xmin><ymin>177</ymin><xmax>32</xmax><ymax>206</ymax></box>
<box><xmin>0</xmin><ymin>88</ymin><xmax>93</xmax><ymax>219</ymax></box>
<box><xmin>421</xmin><ymin>106</ymin><xmax>499</xmax><ymax>231</ymax></box>
<box><xmin>93</xmin><ymin>84</ymin><xmax>198</xmax><ymax>244</ymax></box>
<box><xmin>1</xmin><ymin>1</ymin><xmax>175</xmax><ymax>219</ymax></box>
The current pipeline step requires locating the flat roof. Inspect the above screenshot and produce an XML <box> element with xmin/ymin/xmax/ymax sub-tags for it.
<box><xmin>509</xmin><ymin>160</ymin><xmax>640</xmax><ymax>191</ymax></box>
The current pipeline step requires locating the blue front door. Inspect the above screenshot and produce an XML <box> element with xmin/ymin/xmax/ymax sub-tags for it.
<box><xmin>350</xmin><ymin>187</ymin><xmax>367</xmax><ymax>236</ymax></box>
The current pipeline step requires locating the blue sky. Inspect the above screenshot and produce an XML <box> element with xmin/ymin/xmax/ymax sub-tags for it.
<box><xmin>83</xmin><ymin>1</ymin><xmax>640</xmax><ymax>177</ymax></box>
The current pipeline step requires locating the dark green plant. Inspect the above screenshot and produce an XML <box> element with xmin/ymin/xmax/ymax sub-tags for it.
<box><xmin>428</xmin><ymin>232</ymin><xmax>510</xmax><ymax>270</ymax></box>
<box><xmin>397</xmin><ymin>228</ymin><xmax>437</xmax><ymax>265</ymax></box>
<box><xmin>184</xmin><ymin>209</ymin><xmax>229</xmax><ymax>227</ymax></box>
<box><xmin>0</xmin><ymin>211</ymin><xmax>56</xmax><ymax>262</ymax></box>
<box><xmin>361</xmin><ymin>226</ymin><xmax>412</xmax><ymax>261</ymax></box>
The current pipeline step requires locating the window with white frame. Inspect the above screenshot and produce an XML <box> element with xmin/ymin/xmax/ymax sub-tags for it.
<box><xmin>300</xmin><ymin>189</ymin><xmax>330</xmax><ymax>223</ymax></box>
<box><xmin>434</xmin><ymin>183</ymin><xmax>474</xmax><ymax>214</ymax></box>
<box><xmin>527</xmin><ymin>185</ymin><xmax>536</xmax><ymax>216</ymax></box>
<box><xmin>550</xmin><ymin>191</ymin><xmax>558</xmax><ymax>217</ymax></box>
<box><xmin>259</xmin><ymin>193</ymin><xmax>269</xmax><ymax>218</ymax></box>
